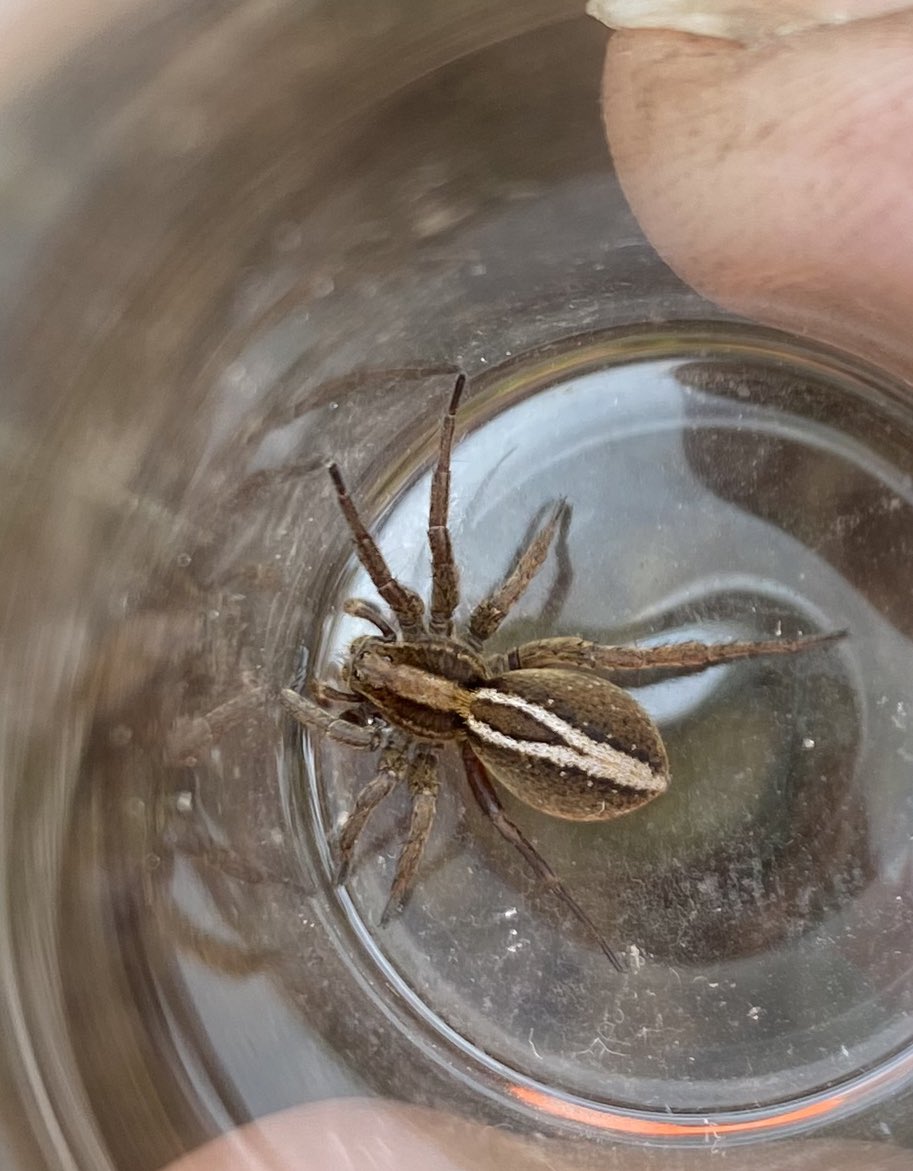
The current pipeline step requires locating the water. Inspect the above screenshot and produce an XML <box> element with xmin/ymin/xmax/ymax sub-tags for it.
<box><xmin>56</xmin><ymin>328</ymin><xmax>913</xmax><ymax>1153</ymax></box>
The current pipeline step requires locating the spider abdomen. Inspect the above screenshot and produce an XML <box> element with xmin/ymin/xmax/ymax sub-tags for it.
<box><xmin>464</xmin><ymin>668</ymin><xmax>669</xmax><ymax>820</ymax></box>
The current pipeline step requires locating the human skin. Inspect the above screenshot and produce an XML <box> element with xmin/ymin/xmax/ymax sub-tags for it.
<box><xmin>601</xmin><ymin>10</ymin><xmax>913</xmax><ymax>372</ymax></box>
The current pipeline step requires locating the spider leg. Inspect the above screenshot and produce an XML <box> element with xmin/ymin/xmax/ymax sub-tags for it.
<box><xmin>538</xmin><ymin>497</ymin><xmax>573</xmax><ymax>629</ymax></box>
<box><xmin>490</xmin><ymin>628</ymin><xmax>847</xmax><ymax>678</ymax></box>
<box><xmin>461</xmin><ymin>744</ymin><xmax>625</xmax><ymax>972</ymax></box>
<box><xmin>165</xmin><ymin>683</ymin><xmax>268</xmax><ymax>765</ymax></box>
<box><xmin>181</xmin><ymin>833</ymin><xmax>292</xmax><ymax>889</ymax></box>
<box><xmin>328</xmin><ymin>463</ymin><xmax>425</xmax><ymax>638</ymax></box>
<box><xmin>236</xmin><ymin>365</ymin><xmax>462</xmax><ymax>458</ymax></box>
<box><xmin>310</xmin><ymin>680</ymin><xmax>363</xmax><ymax>706</ymax></box>
<box><xmin>467</xmin><ymin>498</ymin><xmax>569</xmax><ymax>648</ymax></box>
<box><xmin>168</xmin><ymin>903</ymin><xmax>280</xmax><ymax>976</ymax></box>
<box><xmin>280</xmin><ymin>688</ymin><xmax>383</xmax><ymax>750</ymax></box>
<box><xmin>334</xmin><ymin>741</ymin><xmax>407</xmax><ymax>885</ymax></box>
<box><xmin>428</xmin><ymin>373</ymin><xmax>466</xmax><ymax>637</ymax></box>
<box><xmin>380</xmin><ymin>747</ymin><xmax>440</xmax><ymax>924</ymax></box>
<box><xmin>343</xmin><ymin>598</ymin><xmax>397</xmax><ymax>639</ymax></box>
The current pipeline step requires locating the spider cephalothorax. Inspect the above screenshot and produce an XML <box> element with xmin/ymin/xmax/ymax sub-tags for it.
<box><xmin>282</xmin><ymin>373</ymin><xmax>843</xmax><ymax>969</ymax></box>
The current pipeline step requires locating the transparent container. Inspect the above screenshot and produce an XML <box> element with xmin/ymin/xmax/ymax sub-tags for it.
<box><xmin>1</xmin><ymin>3</ymin><xmax>913</xmax><ymax>1170</ymax></box>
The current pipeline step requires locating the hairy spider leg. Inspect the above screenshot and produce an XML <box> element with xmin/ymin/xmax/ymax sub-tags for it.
<box><xmin>493</xmin><ymin>628</ymin><xmax>847</xmax><ymax>677</ymax></box>
<box><xmin>343</xmin><ymin>598</ymin><xmax>397</xmax><ymax>640</ymax></box>
<box><xmin>467</xmin><ymin>498</ymin><xmax>569</xmax><ymax>647</ymax></box>
<box><xmin>327</xmin><ymin>462</ymin><xmax>426</xmax><ymax>637</ymax></box>
<box><xmin>238</xmin><ymin>365</ymin><xmax>462</xmax><ymax>465</ymax></box>
<box><xmin>151</xmin><ymin>827</ymin><xmax>281</xmax><ymax>978</ymax></box>
<box><xmin>167</xmin><ymin>903</ymin><xmax>280</xmax><ymax>977</ymax></box>
<box><xmin>280</xmin><ymin>688</ymin><xmax>383</xmax><ymax>750</ymax></box>
<box><xmin>335</xmin><ymin>741</ymin><xmax>409</xmax><ymax>884</ymax></box>
<box><xmin>381</xmin><ymin>747</ymin><xmax>440</xmax><ymax>923</ymax></box>
<box><xmin>166</xmin><ymin>684</ymin><xmax>268</xmax><ymax>765</ymax></box>
<box><xmin>539</xmin><ymin>496</ymin><xmax>574</xmax><ymax>628</ymax></box>
<box><xmin>177</xmin><ymin>826</ymin><xmax>290</xmax><ymax>889</ymax></box>
<box><xmin>461</xmin><ymin>743</ymin><xmax>625</xmax><ymax>972</ymax></box>
<box><xmin>225</xmin><ymin>368</ymin><xmax>466</xmax><ymax>516</ymax></box>
<box><xmin>428</xmin><ymin>373</ymin><xmax>466</xmax><ymax>638</ymax></box>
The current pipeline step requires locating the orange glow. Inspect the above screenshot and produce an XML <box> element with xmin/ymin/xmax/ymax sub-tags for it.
<box><xmin>508</xmin><ymin>1085</ymin><xmax>853</xmax><ymax>1137</ymax></box>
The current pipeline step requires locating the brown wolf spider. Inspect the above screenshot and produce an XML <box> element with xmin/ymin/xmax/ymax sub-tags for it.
<box><xmin>281</xmin><ymin>373</ymin><xmax>844</xmax><ymax>970</ymax></box>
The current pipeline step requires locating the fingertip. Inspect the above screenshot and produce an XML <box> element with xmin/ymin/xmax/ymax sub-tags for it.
<box><xmin>600</xmin><ymin>14</ymin><xmax>913</xmax><ymax>363</ymax></box>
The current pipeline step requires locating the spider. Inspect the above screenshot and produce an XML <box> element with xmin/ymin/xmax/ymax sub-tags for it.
<box><xmin>281</xmin><ymin>373</ymin><xmax>843</xmax><ymax>970</ymax></box>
